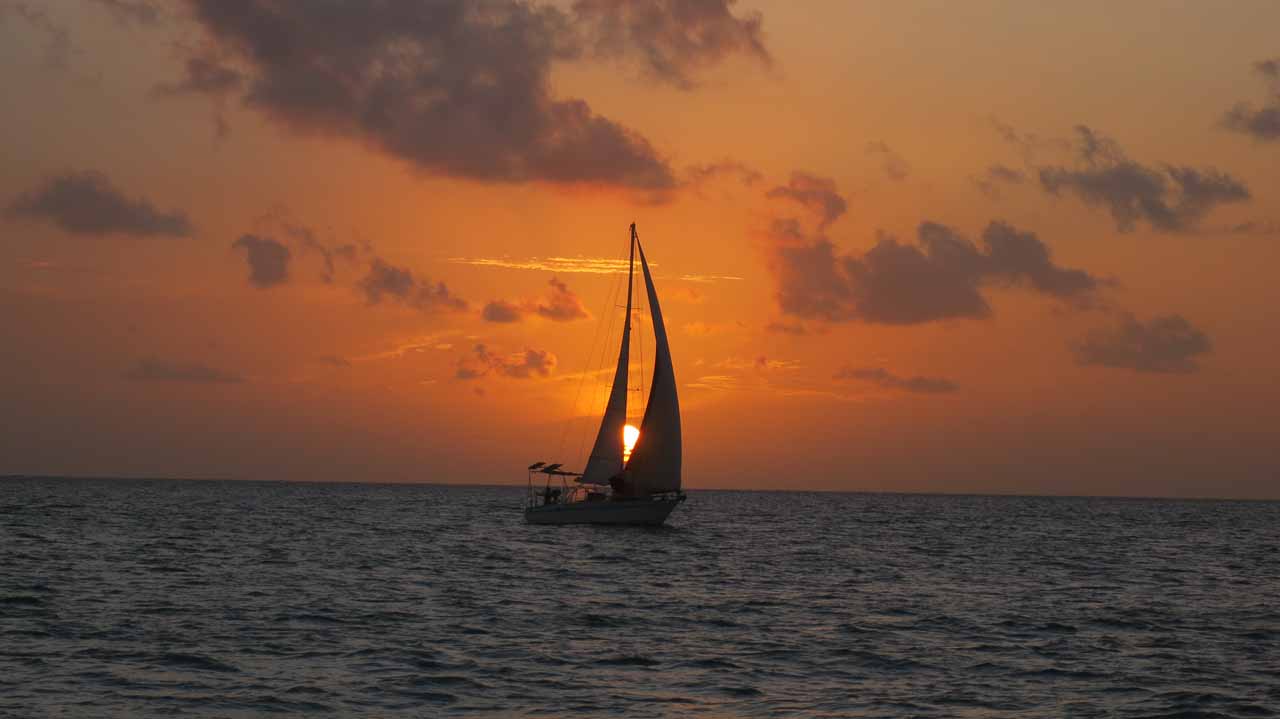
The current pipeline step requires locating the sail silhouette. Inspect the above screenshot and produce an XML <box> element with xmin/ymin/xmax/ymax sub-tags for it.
<box><xmin>579</xmin><ymin>234</ymin><xmax>634</xmax><ymax>486</ymax></box>
<box><xmin>623</xmin><ymin>231</ymin><xmax>682</xmax><ymax>495</ymax></box>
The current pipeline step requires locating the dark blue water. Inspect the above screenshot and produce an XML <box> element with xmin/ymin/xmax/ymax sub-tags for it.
<box><xmin>1</xmin><ymin>479</ymin><xmax>1278</xmax><ymax>717</ymax></box>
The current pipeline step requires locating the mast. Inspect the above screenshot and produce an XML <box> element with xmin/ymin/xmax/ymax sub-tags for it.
<box><xmin>578</xmin><ymin>226</ymin><xmax>635</xmax><ymax>486</ymax></box>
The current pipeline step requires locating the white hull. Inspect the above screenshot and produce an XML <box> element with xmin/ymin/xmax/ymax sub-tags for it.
<box><xmin>524</xmin><ymin>497</ymin><xmax>683</xmax><ymax>526</ymax></box>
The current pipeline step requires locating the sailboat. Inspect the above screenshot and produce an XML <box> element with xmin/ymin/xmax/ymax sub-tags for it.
<box><xmin>524</xmin><ymin>223</ymin><xmax>685</xmax><ymax>526</ymax></box>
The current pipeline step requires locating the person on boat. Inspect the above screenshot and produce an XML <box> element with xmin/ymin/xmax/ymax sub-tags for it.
<box><xmin>542</xmin><ymin>487</ymin><xmax>561</xmax><ymax>505</ymax></box>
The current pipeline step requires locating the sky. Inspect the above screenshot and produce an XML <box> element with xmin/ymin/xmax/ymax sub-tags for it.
<box><xmin>1</xmin><ymin>0</ymin><xmax>1278</xmax><ymax>498</ymax></box>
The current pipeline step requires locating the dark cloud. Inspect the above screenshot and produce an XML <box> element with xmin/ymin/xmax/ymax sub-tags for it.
<box><xmin>358</xmin><ymin>258</ymin><xmax>468</xmax><ymax>312</ymax></box>
<box><xmin>2</xmin><ymin>2</ymin><xmax>73</xmax><ymax>69</ymax></box>
<box><xmin>834</xmin><ymin>367</ymin><xmax>957</xmax><ymax>394</ymax></box>
<box><xmin>456</xmin><ymin>344</ymin><xmax>557</xmax><ymax>380</ymax></box>
<box><xmin>766</xmin><ymin>172</ymin><xmax>847</xmax><ymax>229</ymax></box>
<box><xmin>151</xmin><ymin>54</ymin><xmax>242</xmax><ymax>137</ymax></box>
<box><xmin>685</xmin><ymin>160</ymin><xmax>762</xmax><ymax>187</ymax></box>
<box><xmin>533</xmin><ymin>277</ymin><xmax>590</xmax><ymax>321</ymax></box>
<box><xmin>231</xmin><ymin>234</ymin><xmax>291</xmax><ymax>288</ymax></box>
<box><xmin>1223</xmin><ymin>104</ymin><xmax>1280</xmax><ymax>141</ymax></box>
<box><xmin>989</xmin><ymin>117</ymin><xmax>1070</xmax><ymax>161</ymax></box>
<box><xmin>281</xmin><ymin>223</ymin><xmax>362</xmax><ymax>283</ymax></box>
<box><xmin>972</xmin><ymin>163</ymin><xmax>1026</xmax><ymax>198</ymax></box>
<box><xmin>318</xmin><ymin>355</ymin><xmax>351</xmax><ymax>368</ymax></box>
<box><xmin>1037</xmin><ymin>126</ymin><xmax>1250</xmax><ymax>232</ymax></box>
<box><xmin>179</xmin><ymin>0</ymin><xmax>677</xmax><ymax>190</ymax></box>
<box><xmin>90</xmin><ymin>0</ymin><xmax>161</xmax><ymax>25</ymax></box>
<box><xmin>769</xmin><ymin>217</ymin><xmax>1100</xmax><ymax>325</ymax></box>
<box><xmin>865</xmin><ymin>141</ymin><xmax>910</xmax><ymax>181</ymax></box>
<box><xmin>481</xmin><ymin>277</ymin><xmax>590</xmax><ymax>323</ymax></box>
<box><xmin>1221</xmin><ymin>59</ymin><xmax>1280</xmax><ymax>142</ymax></box>
<box><xmin>482</xmin><ymin>300</ymin><xmax>523</xmax><ymax>323</ymax></box>
<box><xmin>1072</xmin><ymin>314</ymin><xmax>1211</xmax><ymax>374</ymax></box>
<box><xmin>6</xmin><ymin>170</ymin><xmax>193</xmax><ymax>237</ymax></box>
<box><xmin>573</xmin><ymin>0</ymin><xmax>769</xmax><ymax>90</ymax></box>
<box><xmin>153</xmin><ymin>55</ymin><xmax>242</xmax><ymax>97</ymax></box>
<box><xmin>125</xmin><ymin>357</ymin><xmax>243</xmax><ymax>384</ymax></box>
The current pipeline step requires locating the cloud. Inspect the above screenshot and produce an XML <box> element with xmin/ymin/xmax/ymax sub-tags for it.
<box><xmin>481</xmin><ymin>277</ymin><xmax>590</xmax><ymax>323</ymax></box>
<box><xmin>768</xmin><ymin>217</ymin><xmax>1100</xmax><ymax>325</ymax></box>
<box><xmin>989</xmin><ymin>117</ymin><xmax>1070</xmax><ymax>161</ymax></box>
<box><xmin>6</xmin><ymin>170</ymin><xmax>192</xmax><ymax>237</ymax></box>
<box><xmin>679</xmin><ymin>273</ymin><xmax>743</xmax><ymax>282</ymax></box>
<box><xmin>766</xmin><ymin>172</ymin><xmax>848</xmax><ymax>229</ymax></box>
<box><xmin>456</xmin><ymin>344</ymin><xmax>557</xmax><ymax>380</ymax></box>
<box><xmin>573</xmin><ymin>0</ymin><xmax>770</xmax><ymax>90</ymax></box>
<box><xmin>1037</xmin><ymin>126</ymin><xmax>1250</xmax><ymax>232</ymax></box>
<box><xmin>179</xmin><ymin>0</ymin><xmax>677</xmax><ymax>190</ymax></box>
<box><xmin>281</xmin><ymin>222</ymin><xmax>362</xmax><ymax>283</ymax></box>
<box><xmin>358</xmin><ymin>258</ymin><xmax>468</xmax><ymax>312</ymax></box>
<box><xmin>231</xmin><ymin>234</ymin><xmax>291</xmax><ymax>288</ymax></box>
<box><xmin>685</xmin><ymin>159</ymin><xmax>762</xmax><ymax>187</ymax></box>
<box><xmin>1072</xmin><ymin>314</ymin><xmax>1211</xmax><ymax>374</ymax></box>
<box><xmin>125</xmin><ymin>357</ymin><xmax>243</xmax><ymax>384</ymax></box>
<box><xmin>972</xmin><ymin>163</ymin><xmax>1027</xmax><ymax>198</ymax></box>
<box><xmin>533</xmin><ymin>277</ymin><xmax>590</xmax><ymax>321</ymax></box>
<box><xmin>318</xmin><ymin>355</ymin><xmax>351</xmax><ymax>368</ymax></box>
<box><xmin>481</xmin><ymin>300</ymin><xmax>523</xmax><ymax>324</ymax></box>
<box><xmin>717</xmin><ymin>355</ymin><xmax>800</xmax><ymax>371</ymax></box>
<box><xmin>2</xmin><ymin>2</ymin><xmax>73</xmax><ymax>69</ymax></box>
<box><xmin>865</xmin><ymin>141</ymin><xmax>910</xmax><ymax>181</ymax></box>
<box><xmin>449</xmin><ymin>255</ymin><xmax>631</xmax><ymax>275</ymax></box>
<box><xmin>153</xmin><ymin>55</ymin><xmax>242</xmax><ymax>97</ymax></box>
<box><xmin>151</xmin><ymin>54</ymin><xmax>242</xmax><ymax>137</ymax></box>
<box><xmin>90</xmin><ymin>0</ymin><xmax>161</xmax><ymax>25</ymax></box>
<box><xmin>1220</xmin><ymin>58</ymin><xmax>1280</xmax><ymax>142</ymax></box>
<box><xmin>834</xmin><ymin>366</ymin><xmax>957</xmax><ymax>394</ymax></box>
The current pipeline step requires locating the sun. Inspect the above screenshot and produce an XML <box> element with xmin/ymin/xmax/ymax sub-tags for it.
<box><xmin>622</xmin><ymin>424</ymin><xmax>640</xmax><ymax>463</ymax></box>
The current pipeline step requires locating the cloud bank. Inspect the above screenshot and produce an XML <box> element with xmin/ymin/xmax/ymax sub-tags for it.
<box><xmin>1037</xmin><ymin>126</ymin><xmax>1250</xmax><ymax>233</ymax></box>
<box><xmin>834</xmin><ymin>367</ymin><xmax>957</xmax><ymax>394</ymax></box>
<box><xmin>456</xmin><ymin>344</ymin><xmax>557</xmax><ymax>380</ymax></box>
<box><xmin>1221</xmin><ymin>58</ymin><xmax>1280</xmax><ymax>142</ymax></box>
<box><xmin>359</xmin><ymin>258</ymin><xmax>468</xmax><ymax>313</ymax></box>
<box><xmin>1072</xmin><ymin>314</ymin><xmax>1211</xmax><ymax>374</ymax></box>
<box><xmin>231</xmin><ymin>234</ymin><xmax>291</xmax><ymax>288</ymax></box>
<box><xmin>482</xmin><ymin>277</ymin><xmax>590</xmax><ymax>324</ymax></box>
<box><xmin>175</xmin><ymin>0</ymin><xmax>766</xmax><ymax>191</ymax></box>
<box><xmin>769</xmin><ymin>217</ymin><xmax>1100</xmax><ymax>325</ymax></box>
<box><xmin>573</xmin><ymin>0</ymin><xmax>770</xmax><ymax>90</ymax></box>
<box><xmin>7</xmin><ymin>171</ymin><xmax>192</xmax><ymax>237</ymax></box>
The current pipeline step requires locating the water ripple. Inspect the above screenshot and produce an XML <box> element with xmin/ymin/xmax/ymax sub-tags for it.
<box><xmin>1</xmin><ymin>479</ymin><xmax>1278</xmax><ymax>717</ymax></box>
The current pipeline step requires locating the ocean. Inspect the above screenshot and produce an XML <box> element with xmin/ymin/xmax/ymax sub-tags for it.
<box><xmin>1</xmin><ymin>478</ymin><xmax>1277</xmax><ymax>717</ymax></box>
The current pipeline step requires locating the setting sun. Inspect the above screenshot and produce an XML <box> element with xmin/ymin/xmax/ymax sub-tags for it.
<box><xmin>622</xmin><ymin>424</ymin><xmax>640</xmax><ymax>463</ymax></box>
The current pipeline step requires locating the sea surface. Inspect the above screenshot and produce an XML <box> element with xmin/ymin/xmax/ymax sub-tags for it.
<box><xmin>1</xmin><ymin>479</ymin><xmax>1278</xmax><ymax>718</ymax></box>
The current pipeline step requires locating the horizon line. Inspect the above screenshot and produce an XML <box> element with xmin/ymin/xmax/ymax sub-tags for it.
<box><xmin>2</xmin><ymin>474</ymin><xmax>1276</xmax><ymax>503</ymax></box>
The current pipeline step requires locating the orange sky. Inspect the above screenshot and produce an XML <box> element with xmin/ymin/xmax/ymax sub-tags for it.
<box><xmin>2</xmin><ymin>1</ymin><xmax>1278</xmax><ymax>498</ymax></box>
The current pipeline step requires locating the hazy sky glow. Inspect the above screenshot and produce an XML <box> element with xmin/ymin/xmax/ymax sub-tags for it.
<box><xmin>2</xmin><ymin>0</ymin><xmax>1278</xmax><ymax>498</ymax></box>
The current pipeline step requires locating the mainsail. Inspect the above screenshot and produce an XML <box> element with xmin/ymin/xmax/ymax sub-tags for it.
<box><xmin>624</xmin><ymin>232</ymin><xmax>682</xmax><ymax>494</ymax></box>
<box><xmin>578</xmin><ymin>232</ymin><xmax>634</xmax><ymax>486</ymax></box>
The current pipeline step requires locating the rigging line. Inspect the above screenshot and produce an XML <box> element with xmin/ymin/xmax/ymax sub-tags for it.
<box><xmin>557</xmin><ymin>255</ymin><xmax>624</xmax><ymax>463</ymax></box>
<box><xmin>575</xmin><ymin>261</ymin><xmax>624</xmax><ymax>468</ymax></box>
